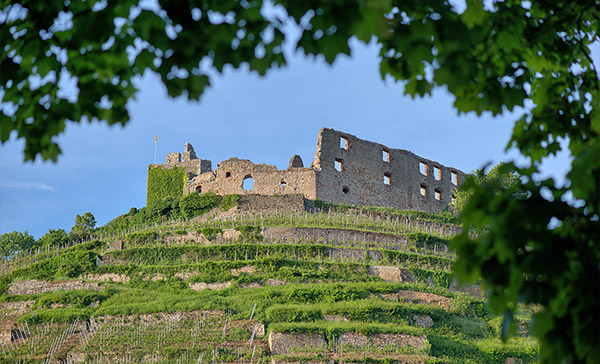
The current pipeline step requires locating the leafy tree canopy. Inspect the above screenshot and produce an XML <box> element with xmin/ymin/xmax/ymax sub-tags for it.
<box><xmin>37</xmin><ymin>228</ymin><xmax>69</xmax><ymax>248</ymax></box>
<box><xmin>0</xmin><ymin>230</ymin><xmax>36</xmax><ymax>258</ymax></box>
<box><xmin>72</xmin><ymin>212</ymin><xmax>97</xmax><ymax>232</ymax></box>
<box><xmin>70</xmin><ymin>212</ymin><xmax>97</xmax><ymax>241</ymax></box>
<box><xmin>451</xmin><ymin>162</ymin><xmax>521</xmax><ymax>214</ymax></box>
<box><xmin>1</xmin><ymin>0</ymin><xmax>599</xmax><ymax>362</ymax></box>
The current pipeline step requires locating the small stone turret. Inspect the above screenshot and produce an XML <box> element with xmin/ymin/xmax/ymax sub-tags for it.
<box><xmin>166</xmin><ymin>153</ymin><xmax>181</xmax><ymax>164</ymax></box>
<box><xmin>183</xmin><ymin>143</ymin><xmax>198</xmax><ymax>161</ymax></box>
<box><xmin>288</xmin><ymin>155</ymin><xmax>304</xmax><ymax>169</ymax></box>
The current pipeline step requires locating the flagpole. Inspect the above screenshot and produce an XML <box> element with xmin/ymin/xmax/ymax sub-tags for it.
<box><xmin>154</xmin><ymin>135</ymin><xmax>157</xmax><ymax>164</ymax></box>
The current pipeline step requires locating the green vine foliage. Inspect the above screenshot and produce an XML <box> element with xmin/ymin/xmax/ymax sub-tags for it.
<box><xmin>198</xmin><ymin>228</ymin><xmax>223</xmax><ymax>241</ymax></box>
<box><xmin>13</xmin><ymin>250</ymin><xmax>97</xmax><ymax>280</ymax></box>
<box><xmin>179</xmin><ymin>192</ymin><xmax>222</xmax><ymax>218</ymax></box>
<box><xmin>220</xmin><ymin>194</ymin><xmax>240</xmax><ymax>211</ymax></box>
<box><xmin>147</xmin><ymin>166</ymin><xmax>187</xmax><ymax>207</ymax></box>
<box><xmin>235</xmin><ymin>225</ymin><xmax>263</xmax><ymax>242</ymax></box>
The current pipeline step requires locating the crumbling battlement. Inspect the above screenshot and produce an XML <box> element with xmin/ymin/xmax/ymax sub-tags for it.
<box><xmin>163</xmin><ymin>142</ymin><xmax>212</xmax><ymax>178</ymax></box>
<box><xmin>152</xmin><ymin>128</ymin><xmax>465</xmax><ymax>214</ymax></box>
<box><xmin>313</xmin><ymin>128</ymin><xmax>466</xmax><ymax>213</ymax></box>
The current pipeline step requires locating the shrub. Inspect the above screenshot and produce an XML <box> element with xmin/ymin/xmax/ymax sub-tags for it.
<box><xmin>407</xmin><ymin>232</ymin><xmax>449</xmax><ymax>249</ymax></box>
<box><xmin>220</xmin><ymin>194</ymin><xmax>240</xmax><ymax>211</ymax></box>
<box><xmin>125</xmin><ymin>231</ymin><xmax>158</xmax><ymax>244</ymax></box>
<box><xmin>236</xmin><ymin>225</ymin><xmax>263</xmax><ymax>242</ymax></box>
<box><xmin>450</xmin><ymin>292</ymin><xmax>473</xmax><ymax>317</ymax></box>
<box><xmin>147</xmin><ymin>196</ymin><xmax>181</xmax><ymax>220</ymax></box>
<box><xmin>199</xmin><ymin>228</ymin><xmax>223</xmax><ymax>241</ymax></box>
<box><xmin>412</xmin><ymin>268</ymin><xmax>453</xmax><ymax>288</ymax></box>
<box><xmin>0</xmin><ymin>275</ymin><xmax>12</xmax><ymax>295</ymax></box>
<box><xmin>14</xmin><ymin>250</ymin><xmax>97</xmax><ymax>279</ymax></box>
<box><xmin>57</xmin><ymin>251</ymin><xmax>97</xmax><ymax>277</ymax></box>
<box><xmin>180</xmin><ymin>192</ymin><xmax>221</xmax><ymax>218</ymax></box>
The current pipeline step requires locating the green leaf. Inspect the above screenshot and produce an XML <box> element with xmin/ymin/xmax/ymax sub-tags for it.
<box><xmin>133</xmin><ymin>10</ymin><xmax>166</xmax><ymax>41</ymax></box>
<box><xmin>461</xmin><ymin>0</ymin><xmax>486</xmax><ymax>29</ymax></box>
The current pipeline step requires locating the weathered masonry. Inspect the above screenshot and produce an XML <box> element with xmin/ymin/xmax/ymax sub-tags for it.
<box><xmin>151</xmin><ymin>128</ymin><xmax>466</xmax><ymax>214</ymax></box>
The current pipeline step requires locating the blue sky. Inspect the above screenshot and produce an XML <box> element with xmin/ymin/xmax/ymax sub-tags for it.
<box><xmin>0</xmin><ymin>37</ymin><xmax>583</xmax><ymax>238</ymax></box>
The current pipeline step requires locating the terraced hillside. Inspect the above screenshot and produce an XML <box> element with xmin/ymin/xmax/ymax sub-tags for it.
<box><xmin>0</xmin><ymin>196</ymin><xmax>537</xmax><ymax>363</ymax></box>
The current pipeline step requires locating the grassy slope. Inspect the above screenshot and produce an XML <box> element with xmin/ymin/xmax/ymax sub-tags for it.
<box><xmin>0</xmin><ymin>205</ymin><xmax>537</xmax><ymax>364</ymax></box>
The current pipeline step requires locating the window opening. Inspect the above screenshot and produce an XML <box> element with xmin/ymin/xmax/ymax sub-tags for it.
<box><xmin>280</xmin><ymin>180</ymin><xmax>287</xmax><ymax>187</ymax></box>
<box><xmin>195</xmin><ymin>185</ymin><xmax>202</xmax><ymax>193</ymax></box>
<box><xmin>451</xmin><ymin>172</ymin><xmax>458</xmax><ymax>185</ymax></box>
<box><xmin>434</xmin><ymin>167</ymin><xmax>441</xmax><ymax>180</ymax></box>
<box><xmin>225</xmin><ymin>172</ymin><xmax>231</xmax><ymax>178</ymax></box>
<box><xmin>383</xmin><ymin>173</ymin><xmax>391</xmax><ymax>185</ymax></box>
<box><xmin>334</xmin><ymin>159</ymin><xmax>343</xmax><ymax>172</ymax></box>
<box><xmin>434</xmin><ymin>189</ymin><xmax>441</xmax><ymax>201</ymax></box>
<box><xmin>451</xmin><ymin>194</ymin><xmax>456</xmax><ymax>204</ymax></box>
<box><xmin>342</xmin><ymin>186</ymin><xmax>350</xmax><ymax>194</ymax></box>
<box><xmin>420</xmin><ymin>185</ymin><xmax>427</xmax><ymax>196</ymax></box>
<box><xmin>340</xmin><ymin>136</ymin><xmax>349</xmax><ymax>150</ymax></box>
<box><xmin>383</xmin><ymin>149</ymin><xmax>390</xmax><ymax>162</ymax></box>
<box><xmin>419</xmin><ymin>162</ymin><xmax>428</xmax><ymax>176</ymax></box>
<box><xmin>242</xmin><ymin>175</ymin><xmax>254</xmax><ymax>190</ymax></box>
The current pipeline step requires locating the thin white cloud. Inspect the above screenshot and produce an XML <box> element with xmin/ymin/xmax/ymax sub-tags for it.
<box><xmin>2</xmin><ymin>181</ymin><xmax>56</xmax><ymax>192</ymax></box>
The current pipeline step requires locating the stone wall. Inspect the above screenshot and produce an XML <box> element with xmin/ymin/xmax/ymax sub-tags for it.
<box><xmin>0</xmin><ymin>301</ymin><xmax>35</xmax><ymax>318</ymax></box>
<box><xmin>367</xmin><ymin>265</ymin><xmax>417</xmax><ymax>283</ymax></box>
<box><xmin>268</xmin><ymin>332</ymin><xmax>327</xmax><ymax>355</ymax></box>
<box><xmin>7</xmin><ymin>280</ymin><xmax>101</xmax><ymax>295</ymax></box>
<box><xmin>237</xmin><ymin>194</ymin><xmax>307</xmax><ymax>213</ymax></box>
<box><xmin>313</xmin><ymin>128</ymin><xmax>466</xmax><ymax>214</ymax></box>
<box><xmin>155</xmin><ymin>128</ymin><xmax>465</xmax><ymax>214</ymax></box>
<box><xmin>262</xmin><ymin>227</ymin><xmax>409</xmax><ymax>250</ymax></box>
<box><xmin>269</xmin><ymin>331</ymin><xmax>428</xmax><ymax>355</ymax></box>
<box><xmin>337</xmin><ymin>332</ymin><xmax>428</xmax><ymax>352</ymax></box>
<box><xmin>189</xmin><ymin>157</ymin><xmax>317</xmax><ymax>198</ymax></box>
<box><xmin>159</xmin><ymin>142</ymin><xmax>212</xmax><ymax>182</ymax></box>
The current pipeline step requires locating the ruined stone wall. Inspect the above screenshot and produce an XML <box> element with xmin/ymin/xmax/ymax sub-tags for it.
<box><xmin>162</xmin><ymin>142</ymin><xmax>212</xmax><ymax>178</ymax></box>
<box><xmin>156</xmin><ymin>128</ymin><xmax>465</xmax><ymax>214</ymax></box>
<box><xmin>188</xmin><ymin>158</ymin><xmax>317</xmax><ymax>198</ymax></box>
<box><xmin>312</xmin><ymin>128</ymin><xmax>466</xmax><ymax>214</ymax></box>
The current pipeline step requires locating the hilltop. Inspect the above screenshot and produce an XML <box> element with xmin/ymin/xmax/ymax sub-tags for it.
<box><xmin>0</xmin><ymin>194</ymin><xmax>537</xmax><ymax>364</ymax></box>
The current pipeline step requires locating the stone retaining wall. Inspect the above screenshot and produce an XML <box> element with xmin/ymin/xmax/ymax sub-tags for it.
<box><xmin>0</xmin><ymin>301</ymin><xmax>34</xmax><ymax>318</ymax></box>
<box><xmin>7</xmin><ymin>280</ymin><xmax>101</xmax><ymax>295</ymax></box>
<box><xmin>394</xmin><ymin>290</ymin><xmax>452</xmax><ymax>310</ymax></box>
<box><xmin>269</xmin><ymin>332</ymin><xmax>327</xmax><ymax>355</ymax></box>
<box><xmin>368</xmin><ymin>266</ymin><xmax>417</xmax><ymax>283</ymax></box>
<box><xmin>262</xmin><ymin>227</ymin><xmax>410</xmax><ymax>250</ymax></box>
<box><xmin>338</xmin><ymin>332</ymin><xmax>429</xmax><ymax>352</ymax></box>
<box><xmin>269</xmin><ymin>331</ymin><xmax>428</xmax><ymax>355</ymax></box>
<box><xmin>81</xmin><ymin>273</ymin><xmax>130</xmax><ymax>283</ymax></box>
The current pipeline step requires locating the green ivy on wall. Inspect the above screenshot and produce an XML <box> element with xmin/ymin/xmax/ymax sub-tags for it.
<box><xmin>147</xmin><ymin>165</ymin><xmax>187</xmax><ymax>207</ymax></box>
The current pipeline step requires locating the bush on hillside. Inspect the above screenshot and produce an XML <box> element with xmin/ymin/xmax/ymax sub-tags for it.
<box><xmin>147</xmin><ymin>196</ymin><xmax>181</xmax><ymax>220</ymax></box>
<box><xmin>37</xmin><ymin>229</ymin><xmax>69</xmax><ymax>248</ymax></box>
<box><xmin>236</xmin><ymin>225</ymin><xmax>263</xmax><ymax>242</ymax></box>
<box><xmin>220</xmin><ymin>194</ymin><xmax>240</xmax><ymax>211</ymax></box>
<box><xmin>180</xmin><ymin>192</ymin><xmax>221</xmax><ymax>218</ymax></box>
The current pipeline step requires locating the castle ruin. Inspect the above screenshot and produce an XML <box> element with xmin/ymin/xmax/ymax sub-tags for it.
<box><xmin>152</xmin><ymin>128</ymin><xmax>466</xmax><ymax>214</ymax></box>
